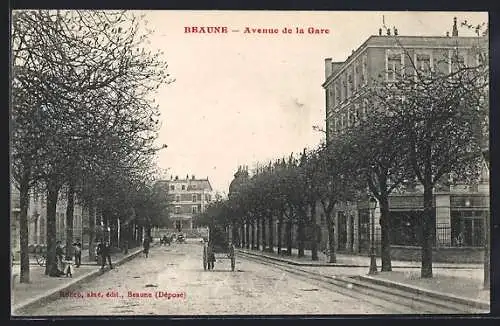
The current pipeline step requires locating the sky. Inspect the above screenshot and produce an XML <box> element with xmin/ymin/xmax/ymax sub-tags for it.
<box><xmin>139</xmin><ymin>11</ymin><xmax>488</xmax><ymax>193</ymax></box>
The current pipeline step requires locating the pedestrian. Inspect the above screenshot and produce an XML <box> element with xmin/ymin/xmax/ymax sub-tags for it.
<box><xmin>49</xmin><ymin>241</ymin><xmax>66</xmax><ymax>277</ymax></box>
<box><xmin>143</xmin><ymin>236</ymin><xmax>150</xmax><ymax>258</ymax></box>
<box><xmin>56</xmin><ymin>240</ymin><xmax>64</xmax><ymax>271</ymax></box>
<box><xmin>72</xmin><ymin>238</ymin><xmax>82</xmax><ymax>267</ymax></box>
<box><xmin>100</xmin><ymin>240</ymin><xmax>113</xmax><ymax>270</ymax></box>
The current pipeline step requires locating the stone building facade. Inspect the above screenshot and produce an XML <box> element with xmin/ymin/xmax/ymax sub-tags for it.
<box><xmin>319</xmin><ymin>23</ymin><xmax>489</xmax><ymax>262</ymax></box>
<box><xmin>158</xmin><ymin>175</ymin><xmax>214</xmax><ymax>231</ymax></box>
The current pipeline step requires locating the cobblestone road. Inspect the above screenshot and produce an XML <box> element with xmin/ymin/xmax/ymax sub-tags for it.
<box><xmin>24</xmin><ymin>242</ymin><xmax>398</xmax><ymax>315</ymax></box>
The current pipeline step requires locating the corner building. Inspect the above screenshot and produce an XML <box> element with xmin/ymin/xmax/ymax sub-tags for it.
<box><xmin>321</xmin><ymin>26</ymin><xmax>489</xmax><ymax>263</ymax></box>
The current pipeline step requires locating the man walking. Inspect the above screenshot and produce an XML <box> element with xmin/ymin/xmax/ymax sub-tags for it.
<box><xmin>72</xmin><ymin>238</ymin><xmax>82</xmax><ymax>267</ymax></box>
<box><xmin>143</xmin><ymin>236</ymin><xmax>151</xmax><ymax>258</ymax></box>
<box><xmin>100</xmin><ymin>240</ymin><xmax>113</xmax><ymax>270</ymax></box>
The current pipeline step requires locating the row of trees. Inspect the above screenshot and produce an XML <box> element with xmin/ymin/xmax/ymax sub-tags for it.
<box><xmin>196</xmin><ymin>26</ymin><xmax>488</xmax><ymax>278</ymax></box>
<box><xmin>11</xmin><ymin>10</ymin><xmax>172</xmax><ymax>282</ymax></box>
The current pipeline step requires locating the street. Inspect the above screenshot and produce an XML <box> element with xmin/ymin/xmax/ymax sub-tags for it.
<box><xmin>24</xmin><ymin>241</ymin><xmax>400</xmax><ymax>315</ymax></box>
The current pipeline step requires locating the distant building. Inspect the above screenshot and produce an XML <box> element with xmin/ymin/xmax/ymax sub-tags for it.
<box><xmin>158</xmin><ymin>175</ymin><xmax>214</xmax><ymax>231</ymax></box>
<box><xmin>319</xmin><ymin>19</ymin><xmax>489</xmax><ymax>262</ymax></box>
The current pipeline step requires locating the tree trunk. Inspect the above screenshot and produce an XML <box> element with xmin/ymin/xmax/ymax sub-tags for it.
<box><xmin>65</xmin><ymin>182</ymin><xmax>75</xmax><ymax>260</ymax></box>
<box><xmin>261</xmin><ymin>217</ymin><xmax>266</xmax><ymax>251</ymax></box>
<box><xmin>325</xmin><ymin>210</ymin><xmax>336</xmax><ymax>263</ymax></box>
<box><xmin>245</xmin><ymin>222</ymin><xmax>250</xmax><ymax>249</ymax></box>
<box><xmin>88</xmin><ymin>201</ymin><xmax>95</xmax><ymax>260</ymax></box>
<box><xmin>18</xmin><ymin>171</ymin><xmax>31</xmax><ymax>283</ymax></box>
<box><xmin>379</xmin><ymin>194</ymin><xmax>392</xmax><ymax>271</ymax></box>
<box><xmin>268</xmin><ymin>214</ymin><xmax>274</xmax><ymax>253</ymax></box>
<box><xmin>277</xmin><ymin>217</ymin><xmax>283</xmax><ymax>255</ymax></box>
<box><xmin>45</xmin><ymin>181</ymin><xmax>60</xmax><ymax>276</ymax></box>
<box><xmin>286</xmin><ymin>220</ymin><xmax>292</xmax><ymax>256</ymax></box>
<box><xmin>240</xmin><ymin>224</ymin><xmax>245</xmax><ymax>248</ymax></box>
<box><xmin>298</xmin><ymin>217</ymin><xmax>305</xmax><ymax>258</ymax></box>
<box><xmin>421</xmin><ymin>183</ymin><xmax>435</xmax><ymax>278</ymax></box>
<box><xmin>255</xmin><ymin>218</ymin><xmax>260</xmax><ymax>250</ymax></box>
<box><xmin>310</xmin><ymin>204</ymin><xmax>318</xmax><ymax>261</ymax></box>
<box><xmin>251</xmin><ymin>220</ymin><xmax>255</xmax><ymax>249</ymax></box>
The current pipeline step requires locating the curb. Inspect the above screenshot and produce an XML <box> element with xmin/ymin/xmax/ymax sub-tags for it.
<box><xmin>236</xmin><ymin>249</ymin><xmax>482</xmax><ymax>270</ymax></box>
<box><xmin>356</xmin><ymin>275</ymin><xmax>490</xmax><ymax>311</ymax></box>
<box><xmin>12</xmin><ymin>247</ymin><xmax>146</xmax><ymax>315</ymax></box>
<box><xmin>237</xmin><ymin>249</ymin><xmax>368</xmax><ymax>267</ymax></box>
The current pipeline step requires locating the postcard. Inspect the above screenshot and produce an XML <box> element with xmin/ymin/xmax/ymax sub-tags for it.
<box><xmin>10</xmin><ymin>10</ymin><xmax>490</xmax><ymax>316</ymax></box>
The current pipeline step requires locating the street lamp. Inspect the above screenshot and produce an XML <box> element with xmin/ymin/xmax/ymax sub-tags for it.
<box><xmin>482</xmin><ymin>146</ymin><xmax>490</xmax><ymax>289</ymax></box>
<box><xmin>368</xmin><ymin>196</ymin><xmax>378</xmax><ymax>275</ymax></box>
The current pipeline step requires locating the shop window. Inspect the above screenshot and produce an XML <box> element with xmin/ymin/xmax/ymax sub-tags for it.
<box><xmin>390</xmin><ymin>211</ymin><xmax>424</xmax><ymax>246</ymax></box>
<box><xmin>451</xmin><ymin>210</ymin><xmax>486</xmax><ymax>247</ymax></box>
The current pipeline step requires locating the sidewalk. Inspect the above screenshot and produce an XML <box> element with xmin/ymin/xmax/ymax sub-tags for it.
<box><xmin>237</xmin><ymin>246</ymin><xmax>490</xmax><ymax>304</ymax></box>
<box><xmin>238</xmin><ymin>246</ymin><xmax>483</xmax><ymax>269</ymax></box>
<box><xmin>11</xmin><ymin>246</ymin><xmax>146</xmax><ymax>314</ymax></box>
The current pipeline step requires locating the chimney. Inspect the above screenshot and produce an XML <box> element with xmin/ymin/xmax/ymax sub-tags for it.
<box><xmin>191</xmin><ymin>175</ymin><xmax>195</xmax><ymax>180</ymax></box>
<box><xmin>325</xmin><ymin>58</ymin><xmax>332</xmax><ymax>79</ymax></box>
<box><xmin>452</xmin><ymin>17</ymin><xmax>458</xmax><ymax>37</ymax></box>
<box><xmin>175</xmin><ymin>175</ymin><xmax>179</xmax><ymax>180</ymax></box>
<box><xmin>186</xmin><ymin>174</ymin><xmax>189</xmax><ymax>180</ymax></box>
<box><xmin>170</xmin><ymin>175</ymin><xmax>173</xmax><ymax>180</ymax></box>
<box><xmin>446</xmin><ymin>31</ymin><xmax>450</xmax><ymax>37</ymax></box>
<box><xmin>393</xmin><ymin>27</ymin><xmax>398</xmax><ymax>36</ymax></box>
<box><xmin>379</xmin><ymin>28</ymin><xmax>382</xmax><ymax>36</ymax></box>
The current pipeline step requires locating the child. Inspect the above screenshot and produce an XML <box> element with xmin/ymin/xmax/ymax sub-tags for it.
<box><xmin>62</xmin><ymin>259</ymin><xmax>74</xmax><ymax>278</ymax></box>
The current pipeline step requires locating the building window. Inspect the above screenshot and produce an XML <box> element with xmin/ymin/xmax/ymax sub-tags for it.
<box><xmin>347</xmin><ymin>108</ymin><xmax>353</xmax><ymax>127</ymax></box>
<box><xmin>192</xmin><ymin>206</ymin><xmax>197</xmax><ymax>214</ymax></box>
<box><xmin>347</xmin><ymin>71</ymin><xmax>353</xmax><ymax>96</ymax></box>
<box><xmin>174</xmin><ymin>206</ymin><xmax>180</xmax><ymax>214</ymax></box>
<box><xmin>343</xmin><ymin>75</ymin><xmax>348</xmax><ymax>100</ymax></box>
<box><xmin>354</xmin><ymin>103</ymin><xmax>362</xmax><ymax>124</ymax></box>
<box><xmin>415</xmin><ymin>52</ymin><xmax>432</xmax><ymax>77</ymax></box>
<box><xmin>354</xmin><ymin>63</ymin><xmax>359</xmax><ymax>91</ymax></box>
<box><xmin>391</xmin><ymin>211</ymin><xmax>424</xmax><ymax>246</ymax></box>
<box><xmin>362</xmin><ymin>55</ymin><xmax>367</xmax><ymax>85</ymax></box>
<box><xmin>335</xmin><ymin>83</ymin><xmax>341</xmax><ymax>104</ymax></box>
<box><xmin>170</xmin><ymin>185</ymin><xmax>175</xmax><ymax>191</ymax></box>
<box><xmin>181</xmin><ymin>185</ymin><xmax>185</xmax><ymax>190</ymax></box>
<box><xmin>205</xmin><ymin>194</ymin><xmax>211</xmax><ymax>202</ymax></box>
<box><xmin>175</xmin><ymin>195</ymin><xmax>180</xmax><ymax>202</ymax></box>
<box><xmin>387</xmin><ymin>51</ymin><xmax>403</xmax><ymax>81</ymax></box>
<box><xmin>451</xmin><ymin>210</ymin><xmax>486</xmax><ymax>247</ymax></box>
<box><xmin>450</xmin><ymin>50</ymin><xmax>466</xmax><ymax>73</ymax></box>
<box><xmin>333</xmin><ymin>118</ymin><xmax>338</xmax><ymax>133</ymax></box>
<box><xmin>192</xmin><ymin>194</ymin><xmax>196</xmax><ymax>202</ymax></box>
<box><xmin>362</xmin><ymin>99</ymin><xmax>368</xmax><ymax>119</ymax></box>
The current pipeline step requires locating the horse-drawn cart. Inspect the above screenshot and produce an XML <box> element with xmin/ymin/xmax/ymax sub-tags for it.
<box><xmin>202</xmin><ymin>226</ymin><xmax>235</xmax><ymax>271</ymax></box>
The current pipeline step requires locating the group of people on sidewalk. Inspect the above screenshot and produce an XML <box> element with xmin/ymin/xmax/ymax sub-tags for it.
<box><xmin>50</xmin><ymin>239</ymin><xmax>82</xmax><ymax>277</ymax></box>
<box><xmin>49</xmin><ymin>236</ymin><xmax>154</xmax><ymax>277</ymax></box>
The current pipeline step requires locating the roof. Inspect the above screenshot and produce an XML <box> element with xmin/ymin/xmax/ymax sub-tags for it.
<box><xmin>158</xmin><ymin>178</ymin><xmax>213</xmax><ymax>192</ymax></box>
<box><xmin>323</xmin><ymin>35</ymin><xmax>487</xmax><ymax>87</ymax></box>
